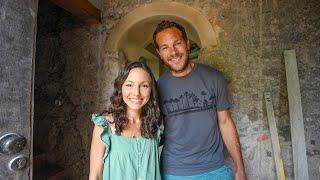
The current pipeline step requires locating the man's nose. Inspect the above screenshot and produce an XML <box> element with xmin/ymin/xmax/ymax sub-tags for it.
<box><xmin>169</xmin><ymin>47</ymin><xmax>178</xmax><ymax>57</ymax></box>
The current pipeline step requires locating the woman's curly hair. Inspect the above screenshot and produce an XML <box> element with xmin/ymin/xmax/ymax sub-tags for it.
<box><xmin>102</xmin><ymin>61</ymin><xmax>162</xmax><ymax>138</ymax></box>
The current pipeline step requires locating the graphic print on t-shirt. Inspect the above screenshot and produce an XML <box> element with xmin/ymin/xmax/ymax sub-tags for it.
<box><xmin>162</xmin><ymin>90</ymin><xmax>216</xmax><ymax>117</ymax></box>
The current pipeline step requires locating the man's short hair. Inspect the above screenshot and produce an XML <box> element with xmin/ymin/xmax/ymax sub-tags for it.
<box><xmin>153</xmin><ymin>20</ymin><xmax>188</xmax><ymax>50</ymax></box>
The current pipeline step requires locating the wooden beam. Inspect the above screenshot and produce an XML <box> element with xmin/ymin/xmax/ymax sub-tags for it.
<box><xmin>50</xmin><ymin>0</ymin><xmax>101</xmax><ymax>25</ymax></box>
<box><xmin>284</xmin><ymin>49</ymin><xmax>309</xmax><ymax>180</ymax></box>
<box><xmin>264</xmin><ymin>92</ymin><xmax>286</xmax><ymax>180</ymax></box>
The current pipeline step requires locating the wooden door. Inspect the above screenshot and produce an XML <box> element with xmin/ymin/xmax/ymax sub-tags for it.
<box><xmin>0</xmin><ymin>0</ymin><xmax>37</xmax><ymax>179</ymax></box>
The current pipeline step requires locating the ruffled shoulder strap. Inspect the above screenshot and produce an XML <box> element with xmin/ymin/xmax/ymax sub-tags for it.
<box><xmin>91</xmin><ymin>114</ymin><xmax>109</xmax><ymax>128</ymax></box>
<box><xmin>91</xmin><ymin>114</ymin><xmax>111</xmax><ymax>147</ymax></box>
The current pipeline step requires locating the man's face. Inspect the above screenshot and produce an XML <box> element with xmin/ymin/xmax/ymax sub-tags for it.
<box><xmin>155</xmin><ymin>27</ymin><xmax>190</xmax><ymax>74</ymax></box>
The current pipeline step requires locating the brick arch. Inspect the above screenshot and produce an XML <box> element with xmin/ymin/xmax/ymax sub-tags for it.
<box><xmin>106</xmin><ymin>1</ymin><xmax>218</xmax><ymax>58</ymax></box>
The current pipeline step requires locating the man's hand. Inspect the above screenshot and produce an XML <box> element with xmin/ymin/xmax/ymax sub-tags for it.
<box><xmin>235</xmin><ymin>168</ymin><xmax>247</xmax><ymax>180</ymax></box>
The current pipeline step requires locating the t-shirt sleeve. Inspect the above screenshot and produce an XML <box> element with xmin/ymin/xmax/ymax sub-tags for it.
<box><xmin>215</xmin><ymin>73</ymin><xmax>232</xmax><ymax>111</ymax></box>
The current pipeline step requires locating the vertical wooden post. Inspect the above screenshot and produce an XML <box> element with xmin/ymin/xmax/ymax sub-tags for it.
<box><xmin>284</xmin><ymin>49</ymin><xmax>309</xmax><ymax>180</ymax></box>
<box><xmin>264</xmin><ymin>92</ymin><xmax>286</xmax><ymax>180</ymax></box>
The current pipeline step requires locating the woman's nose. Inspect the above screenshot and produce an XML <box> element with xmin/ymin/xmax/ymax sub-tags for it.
<box><xmin>133</xmin><ymin>86</ymin><xmax>140</xmax><ymax>95</ymax></box>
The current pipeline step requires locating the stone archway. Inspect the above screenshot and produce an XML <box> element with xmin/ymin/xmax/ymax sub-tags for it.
<box><xmin>106</xmin><ymin>2</ymin><xmax>217</xmax><ymax>55</ymax></box>
<box><xmin>105</xmin><ymin>1</ymin><xmax>218</xmax><ymax>78</ymax></box>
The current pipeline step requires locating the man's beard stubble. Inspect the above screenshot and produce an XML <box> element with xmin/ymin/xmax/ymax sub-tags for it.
<box><xmin>166</xmin><ymin>52</ymin><xmax>190</xmax><ymax>73</ymax></box>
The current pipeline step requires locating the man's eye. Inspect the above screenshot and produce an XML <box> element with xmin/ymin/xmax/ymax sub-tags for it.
<box><xmin>174</xmin><ymin>41</ymin><xmax>182</xmax><ymax>46</ymax></box>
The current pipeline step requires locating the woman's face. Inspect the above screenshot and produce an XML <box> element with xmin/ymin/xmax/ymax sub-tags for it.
<box><xmin>121</xmin><ymin>67</ymin><xmax>152</xmax><ymax>112</ymax></box>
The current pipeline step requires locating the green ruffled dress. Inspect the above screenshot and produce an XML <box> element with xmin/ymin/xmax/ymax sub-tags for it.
<box><xmin>91</xmin><ymin>114</ymin><xmax>163</xmax><ymax>180</ymax></box>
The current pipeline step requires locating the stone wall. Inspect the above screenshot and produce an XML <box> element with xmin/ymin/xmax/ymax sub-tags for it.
<box><xmin>101</xmin><ymin>0</ymin><xmax>320</xmax><ymax>179</ymax></box>
<box><xmin>34</xmin><ymin>0</ymin><xmax>319</xmax><ymax>179</ymax></box>
<box><xmin>34</xmin><ymin>1</ymin><xmax>105</xmax><ymax>179</ymax></box>
<box><xmin>197</xmin><ymin>1</ymin><xmax>320</xmax><ymax>179</ymax></box>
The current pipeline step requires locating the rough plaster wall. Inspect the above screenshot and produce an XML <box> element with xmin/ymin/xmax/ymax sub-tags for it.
<box><xmin>102</xmin><ymin>0</ymin><xmax>320</xmax><ymax>179</ymax></box>
<box><xmin>34</xmin><ymin>1</ymin><xmax>106</xmax><ymax>179</ymax></box>
<box><xmin>198</xmin><ymin>1</ymin><xmax>320</xmax><ymax>179</ymax></box>
<box><xmin>89</xmin><ymin>0</ymin><xmax>103</xmax><ymax>10</ymax></box>
<box><xmin>57</xmin><ymin>26</ymin><xmax>105</xmax><ymax>179</ymax></box>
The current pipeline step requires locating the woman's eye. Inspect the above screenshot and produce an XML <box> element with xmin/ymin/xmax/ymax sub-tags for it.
<box><xmin>142</xmin><ymin>84</ymin><xmax>149</xmax><ymax>88</ymax></box>
<box><xmin>125</xmin><ymin>84</ymin><xmax>132</xmax><ymax>87</ymax></box>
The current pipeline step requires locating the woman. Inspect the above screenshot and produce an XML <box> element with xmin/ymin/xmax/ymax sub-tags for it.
<box><xmin>89</xmin><ymin>61</ymin><xmax>163</xmax><ymax>180</ymax></box>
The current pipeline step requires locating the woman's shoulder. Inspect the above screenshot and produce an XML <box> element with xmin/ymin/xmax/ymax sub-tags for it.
<box><xmin>103</xmin><ymin>113</ymin><xmax>116</xmax><ymax>133</ymax></box>
<box><xmin>91</xmin><ymin>113</ymin><xmax>113</xmax><ymax>128</ymax></box>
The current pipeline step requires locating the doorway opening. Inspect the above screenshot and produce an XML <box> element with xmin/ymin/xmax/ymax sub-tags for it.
<box><xmin>106</xmin><ymin>1</ymin><xmax>217</xmax><ymax>79</ymax></box>
<box><xmin>33</xmin><ymin>0</ymin><xmax>101</xmax><ymax>179</ymax></box>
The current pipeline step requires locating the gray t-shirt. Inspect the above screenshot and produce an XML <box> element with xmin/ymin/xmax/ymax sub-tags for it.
<box><xmin>157</xmin><ymin>63</ymin><xmax>231</xmax><ymax>176</ymax></box>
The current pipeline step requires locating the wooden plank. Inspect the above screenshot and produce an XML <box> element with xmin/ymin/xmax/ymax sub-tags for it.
<box><xmin>50</xmin><ymin>0</ymin><xmax>101</xmax><ymax>25</ymax></box>
<box><xmin>284</xmin><ymin>49</ymin><xmax>309</xmax><ymax>180</ymax></box>
<box><xmin>264</xmin><ymin>92</ymin><xmax>286</xmax><ymax>180</ymax></box>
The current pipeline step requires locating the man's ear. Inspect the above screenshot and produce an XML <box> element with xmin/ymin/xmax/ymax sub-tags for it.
<box><xmin>156</xmin><ymin>48</ymin><xmax>160</xmax><ymax>56</ymax></box>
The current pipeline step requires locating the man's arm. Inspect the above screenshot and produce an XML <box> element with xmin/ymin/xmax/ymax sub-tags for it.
<box><xmin>218</xmin><ymin>110</ymin><xmax>247</xmax><ymax>180</ymax></box>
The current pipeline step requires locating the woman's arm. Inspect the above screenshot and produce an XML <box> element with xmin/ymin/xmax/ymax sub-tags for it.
<box><xmin>89</xmin><ymin>125</ymin><xmax>106</xmax><ymax>180</ymax></box>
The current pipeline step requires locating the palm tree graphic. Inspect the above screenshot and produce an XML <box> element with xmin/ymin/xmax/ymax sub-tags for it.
<box><xmin>201</xmin><ymin>91</ymin><xmax>207</xmax><ymax>104</ymax></box>
<box><xmin>179</xmin><ymin>95</ymin><xmax>184</xmax><ymax>109</ymax></box>
<box><xmin>193</xmin><ymin>95</ymin><xmax>200</xmax><ymax>107</ymax></box>
<box><xmin>169</xmin><ymin>98</ymin><xmax>174</xmax><ymax>111</ymax></box>
<box><xmin>174</xmin><ymin>98</ymin><xmax>180</xmax><ymax>110</ymax></box>
<box><xmin>184</xmin><ymin>91</ymin><xmax>190</xmax><ymax>108</ymax></box>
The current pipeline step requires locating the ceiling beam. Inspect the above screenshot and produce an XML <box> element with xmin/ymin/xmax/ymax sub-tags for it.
<box><xmin>50</xmin><ymin>0</ymin><xmax>101</xmax><ymax>25</ymax></box>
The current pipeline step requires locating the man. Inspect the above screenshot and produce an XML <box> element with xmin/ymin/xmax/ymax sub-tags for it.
<box><xmin>154</xmin><ymin>20</ymin><xmax>247</xmax><ymax>180</ymax></box>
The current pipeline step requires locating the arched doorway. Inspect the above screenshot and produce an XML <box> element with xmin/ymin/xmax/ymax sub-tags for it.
<box><xmin>106</xmin><ymin>1</ymin><xmax>217</xmax><ymax>78</ymax></box>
